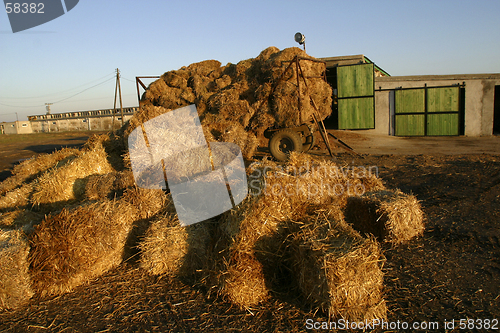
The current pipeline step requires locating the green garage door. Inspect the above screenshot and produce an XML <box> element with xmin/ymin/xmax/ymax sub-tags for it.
<box><xmin>395</xmin><ymin>85</ymin><xmax>461</xmax><ymax>136</ymax></box>
<box><xmin>337</xmin><ymin>63</ymin><xmax>375</xmax><ymax>129</ymax></box>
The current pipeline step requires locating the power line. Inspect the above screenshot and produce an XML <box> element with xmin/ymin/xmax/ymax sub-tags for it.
<box><xmin>0</xmin><ymin>72</ymin><xmax>116</xmax><ymax>100</ymax></box>
<box><xmin>121</xmin><ymin>76</ymin><xmax>136</xmax><ymax>83</ymax></box>
<box><xmin>51</xmin><ymin>77</ymin><xmax>115</xmax><ymax>104</ymax></box>
<box><xmin>0</xmin><ymin>76</ymin><xmax>115</xmax><ymax>108</ymax></box>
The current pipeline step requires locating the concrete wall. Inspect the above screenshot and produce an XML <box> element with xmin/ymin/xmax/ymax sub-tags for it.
<box><xmin>0</xmin><ymin>121</ymin><xmax>33</xmax><ymax>134</ymax></box>
<box><xmin>374</xmin><ymin>74</ymin><xmax>500</xmax><ymax>136</ymax></box>
<box><xmin>30</xmin><ymin>114</ymin><xmax>134</xmax><ymax>133</ymax></box>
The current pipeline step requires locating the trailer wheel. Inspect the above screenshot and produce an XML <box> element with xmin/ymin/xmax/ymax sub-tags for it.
<box><xmin>269</xmin><ymin>129</ymin><xmax>303</xmax><ymax>161</ymax></box>
<box><xmin>302</xmin><ymin>125</ymin><xmax>316</xmax><ymax>152</ymax></box>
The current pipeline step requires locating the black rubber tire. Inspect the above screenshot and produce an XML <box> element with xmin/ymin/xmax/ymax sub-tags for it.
<box><xmin>269</xmin><ymin>129</ymin><xmax>303</xmax><ymax>161</ymax></box>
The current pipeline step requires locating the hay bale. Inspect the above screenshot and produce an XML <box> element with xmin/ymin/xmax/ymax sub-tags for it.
<box><xmin>284</xmin><ymin>152</ymin><xmax>385</xmax><ymax>208</ymax></box>
<box><xmin>0</xmin><ymin>148</ymin><xmax>79</xmax><ymax>197</ymax></box>
<box><xmin>0</xmin><ymin>209</ymin><xmax>44</xmax><ymax>234</ymax></box>
<box><xmin>344</xmin><ymin>189</ymin><xmax>425</xmax><ymax>244</ymax></box>
<box><xmin>222</xmin><ymin>251</ymin><xmax>270</xmax><ymax>308</ymax></box>
<box><xmin>28</xmin><ymin>199</ymin><xmax>138</xmax><ymax>297</ymax></box>
<box><xmin>216</xmin><ymin>161</ymin><xmax>291</xmax><ymax>308</ymax></box>
<box><xmin>30</xmin><ymin>139</ymin><xmax>114</xmax><ymax>207</ymax></box>
<box><xmin>288</xmin><ymin>214</ymin><xmax>387</xmax><ymax>321</ymax></box>
<box><xmin>0</xmin><ymin>229</ymin><xmax>33</xmax><ymax>310</ymax></box>
<box><xmin>84</xmin><ymin>172</ymin><xmax>116</xmax><ymax>200</ymax></box>
<box><xmin>139</xmin><ymin>214</ymin><xmax>210</xmax><ymax>277</ymax></box>
<box><xmin>0</xmin><ymin>183</ymin><xmax>33</xmax><ymax>210</ymax></box>
<box><xmin>122</xmin><ymin>187</ymin><xmax>168</xmax><ymax>220</ymax></box>
<box><xmin>84</xmin><ymin>170</ymin><xmax>135</xmax><ymax>201</ymax></box>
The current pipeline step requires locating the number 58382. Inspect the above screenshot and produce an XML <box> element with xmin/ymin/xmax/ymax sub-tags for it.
<box><xmin>5</xmin><ymin>3</ymin><xmax>45</xmax><ymax>14</ymax></box>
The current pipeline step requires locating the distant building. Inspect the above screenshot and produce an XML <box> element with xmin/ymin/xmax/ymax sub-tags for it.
<box><xmin>0</xmin><ymin>121</ymin><xmax>33</xmax><ymax>134</ymax></box>
<box><xmin>319</xmin><ymin>54</ymin><xmax>500</xmax><ymax>136</ymax></box>
<box><xmin>28</xmin><ymin>107</ymin><xmax>138</xmax><ymax>133</ymax></box>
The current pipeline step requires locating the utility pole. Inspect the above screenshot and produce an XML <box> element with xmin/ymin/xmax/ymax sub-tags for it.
<box><xmin>113</xmin><ymin>68</ymin><xmax>124</xmax><ymax>128</ymax></box>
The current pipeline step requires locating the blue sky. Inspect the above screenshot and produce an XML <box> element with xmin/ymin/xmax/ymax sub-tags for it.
<box><xmin>1</xmin><ymin>0</ymin><xmax>499</xmax><ymax>121</ymax></box>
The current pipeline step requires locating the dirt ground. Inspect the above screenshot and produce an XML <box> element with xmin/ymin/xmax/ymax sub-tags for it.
<box><xmin>1</xmin><ymin>131</ymin><xmax>499</xmax><ymax>332</ymax></box>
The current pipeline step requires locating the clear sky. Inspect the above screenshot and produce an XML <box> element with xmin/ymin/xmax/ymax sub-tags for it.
<box><xmin>1</xmin><ymin>0</ymin><xmax>499</xmax><ymax>122</ymax></box>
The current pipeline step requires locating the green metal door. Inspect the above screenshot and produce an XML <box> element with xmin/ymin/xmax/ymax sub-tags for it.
<box><xmin>337</xmin><ymin>63</ymin><xmax>375</xmax><ymax>129</ymax></box>
<box><xmin>395</xmin><ymin>85</ymin><xmax>461</xmax><ymax>136</ymax></box>
<box><xmin>395</xmin><ymin>89</ymin><xmax>425</xmax><ymax>136</ymax></box>
<box><xmin>426</xmin><ymin>86</ymin><xmax>460</xmax><ymax>136</ymax></box>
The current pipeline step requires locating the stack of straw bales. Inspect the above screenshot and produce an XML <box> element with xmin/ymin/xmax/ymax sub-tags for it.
<box><xmin>0</xmin><ymin>148</ymin><xmax>78</xmax><ymax>197</ymax></box>
<box><xmin>345</xmin><ymin>190</ymin><xmax>425</xmax><ymax>244</ymax></box>
<box><xmin>0</xmin><ymin>135</ymin><xmax>116</xmax><ymax>213</ymax></box>
<box><xmin>125</xmin><ymin>46</ymin><xmax>332</xmax><ymax>160</ymax></box>
<box><xmin>0</xmin><ymin>229</ymin><xmax>33</xmax><ymax>310</ymax></box>
<box><xmin>31</xmin><ymin>136</ymin><xmax>114</xmax><ymax>207</ymax></box>
<box><xmin>214</xmin><ymin>152</ymin><xmax>387</xmax><ymax>311</ymax></box>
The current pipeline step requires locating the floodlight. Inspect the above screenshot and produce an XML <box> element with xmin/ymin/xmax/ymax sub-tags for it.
<box><xmin>294</xmin><ymin>32</ymin><xmax>305</xmax><ymax>45</ymax></box>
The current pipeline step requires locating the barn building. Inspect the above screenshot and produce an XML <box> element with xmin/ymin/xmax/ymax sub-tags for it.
<box><xmin>319</xmin><ymin>55</ymin><xmax>500</xmax><ymax>136</ymax></box>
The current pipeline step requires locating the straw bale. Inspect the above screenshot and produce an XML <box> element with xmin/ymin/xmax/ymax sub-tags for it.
<box><xmin>205</xmin><ymin>120</ymin><xmax>259</xmax><ymax>161</ymax></box>
<box><xmin>186</xmin><ymin>60</ymin><xmax>222</xmax><ymax>77</ymax></box>
<box><xmin>122</xmin><ymin>187</ymin><xmax>168</xmax><ymax>220</ymax></box>
<box><xmin>0</xmin><ymin>183</ymin><xmax>33</xmax><ymax>210</ymax></box>
<box><xmin>83</xmin><ymin>170</ymin><xmax>135</xmax><ymax>201</ymax></box>
<box><xmin>190</xmin><ymin>75</ymin><xmax>215</xmax><ymax>100</ymax></box>
<box><xmin>288</xmin><ymin>214</ymin><xmax>386</xmax><ymax>321</ymax></box>
<box><xmin>0</xmin><ymin>229</ymin><xmax>33</xmax><ymax>310</ymax></box>
<box><xmin>344</xmin><ymin>189</ymin><xmax>425</xmax><ymax>244</ymax></box>
<box><xmin>255</xmin><ymin>46</ymin><xmax>280</xmax><ymax>62</ymax></box>
<box><xmin>142</xmin><ymin>79</ymin><xmax>187</xmax><ymax>110</ymax></box>
<box><xmin>0</xmin><ymin>209</ymin><xmax>44</xmax><ymax>234</ymax></box>
<box><xmin>217</xmin><ymin>160</ymin><xmax>305</xmax><ymax>309</ymax></box>
<box><xmin>215</xmin><ymin>74</ymin><xmax>232</xmax><ymax>90</ymax></box>
<box><xmin>28</xmin><ymin>199</ymin><xmax>138</xmax><ymax>297</ymax></box>
<box><xmin>114</xmin><ymin>170</ymin><xmax>135</xmax><ymax>190</ymax></box>
<box><xmin>139</xmin><ymin>214</ymin><xmax>210</xmax><ymax>277</ymax></box>
<box><xmin>180</xmin><ymin>87</ymin><xmax>196</xmax><ymax>104</ymax></box>
<box><xmin>84</xmin><ymin>172</ymin><xmax>116</xmax><ymax>200</ymax></box>
<box><xmin>30</xmin><ymin>140</ymin><xmax>114</xmax><ymax>207</ymax></box>
<box><xmin>284</xmin><ymin>152</ymin><xmax>385</xmax><ymax>207</ymax></box>
<box><xmin>222</xmin><ymin>251</ymin><xmax>270</xmax><ymax>308</ymax></box>
<box><xmin>212</xmin><ymin>99</ymin><xmax>255</xmax><ymax>128</ymax></box>
<box><xmin>94</xmin><ymin>131</ymin><xmax>128</xmax><ymax>171</ymax></box>
<box><xmin>207</xmin><ymin>87</ymin><xmax>241</xmax><ymax>112</ymax></box>
<box><xmin>0</xmin><ymin>148</ymin><xmax>78</xmax><ymax>196</ymax></box>
<box><xmin>162</xmin><ymin>72</ymin><xmax>188</xmax><ymax>89</ymax></box>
